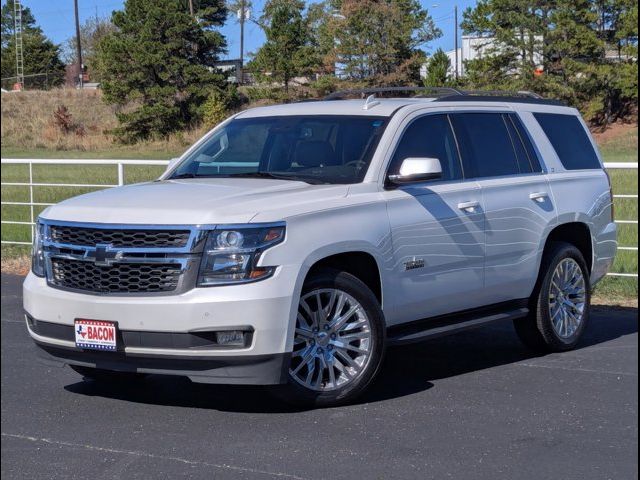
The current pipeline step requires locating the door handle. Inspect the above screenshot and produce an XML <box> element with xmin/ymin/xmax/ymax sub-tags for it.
<box><xmin>458</xmin><ymin>201</ymin><xmax>480</xmax><ymax>213</ymax></box>
<box><xmin>529</xmin><ymin>192</ymin><xmax>549</xmax><ymax>203</ymax></box>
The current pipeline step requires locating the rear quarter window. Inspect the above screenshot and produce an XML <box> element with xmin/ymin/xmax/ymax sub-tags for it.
<box><xmin>534</xmin><ymin>113</ymin><xmax>601</xmax><ymax>170</ymax></box>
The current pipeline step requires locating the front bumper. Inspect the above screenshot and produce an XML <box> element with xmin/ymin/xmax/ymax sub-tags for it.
<box><xmin>34</xmin><ymin>340</ymin><xmax>290</xmax><ymax>385</ymax></box>
<box><xmin>23</xmin><ymin>266</ymin><xmax>300</xmax><ymax>384</ymax></box>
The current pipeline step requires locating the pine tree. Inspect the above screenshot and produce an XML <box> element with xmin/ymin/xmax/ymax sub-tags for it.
<box><xmin>461</xmin><ymin>0</ymin><xmax>637</xmax><ymax>123</ymax></box>
<box><xmin>423</xmin><ymin>48</ymin><xmax>451</xmax><ymax>87</ymax></box>
<box><xmin>0</xmin><ymin>0</ymin><xmax>66</xmax><ymax>89</ymax></box>
<box><xmin>94</xmin><ymin>0</ymin><xmax>228</xmax><ymax>142</ymax></box>
<box><xmin>249</xmin><ymin>0</ymin><xmax>315</xmax><ymax>93</ymax></box>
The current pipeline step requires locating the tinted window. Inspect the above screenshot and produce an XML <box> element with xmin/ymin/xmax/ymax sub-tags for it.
<box><xmin>534</xmin><ymin>113</ymin><xmax>601</xmax><ymax>170</ymax></box>
<box><xmin>451</xmin><ymin>113</ymin><xmax>521</xmax><ymax>178</ymax></box>
<box><xmin>504</xmin><ymin>114</ymin><xmax>537</xmax><ymax>173</ymax></box>
<box><xmin>508</xmin><ymin>114</ymin><xmax>543</xmax><ymax>172</ymax></box>
<box><xmin>389</xmin><ymin>114</ymin><xmax>463</xmax><ymax>182</ymax></box>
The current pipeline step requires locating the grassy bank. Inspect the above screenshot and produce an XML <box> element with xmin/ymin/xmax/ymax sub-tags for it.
<box><xmin>1</xmin><ymin>89</ymin><xmax>203</xmax><ymax>158</ymax></box>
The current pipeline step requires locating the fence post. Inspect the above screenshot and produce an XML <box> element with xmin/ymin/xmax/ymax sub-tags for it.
<box><xmin>29</xmin><ymin>161</ymin><xmax>34</xmax><ymax>243</ymax></box>
<box><xmin>117</xmin><ymin>162</ymin><xmax>124</xmax><ymax>186</ymax></box>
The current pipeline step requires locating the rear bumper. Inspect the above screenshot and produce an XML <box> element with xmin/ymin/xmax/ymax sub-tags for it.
<box><xmin>34</xmin><ymin>340</ymin><xmax>290</xmax><ymax>385</ymax></box>
<box><xmin>592</xmin><ymin>221</ymin><xmax>618</xmax><ymax>286</ymax></box>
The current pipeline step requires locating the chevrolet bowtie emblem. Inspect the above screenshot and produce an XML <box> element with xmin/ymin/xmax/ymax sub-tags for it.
<box><xmin>91</xmin><ymin>243</ymin><xmax>124</xmax><ymax>267</ymax></box>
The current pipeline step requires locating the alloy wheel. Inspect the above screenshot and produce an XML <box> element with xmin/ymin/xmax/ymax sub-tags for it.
<box><xmin>548</xmin><ymin>258</ymin><xmax>587</xmax><ymax>339</ymax></box>
<box><xmin>290</xmin><ymin>288</ymin><xmax>373</xmax><ymax>392</ymax></box>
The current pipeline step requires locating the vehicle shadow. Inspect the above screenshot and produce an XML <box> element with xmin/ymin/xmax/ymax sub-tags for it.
<box><xmin>64</xmin><ymin>305</ymin><xmax>637</xmax><ymax>413</ymax></box>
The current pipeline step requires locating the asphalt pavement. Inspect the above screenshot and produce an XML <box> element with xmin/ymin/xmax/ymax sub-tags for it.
<box><xmin>1</xmin><ymin>273</ymin><xmax>637</xmax><ymax>480</ymax></box>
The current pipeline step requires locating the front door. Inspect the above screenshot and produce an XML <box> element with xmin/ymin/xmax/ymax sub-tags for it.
<box><xmin>383</xmin><ymin>113</ymin><xmax>486</xmax><ymax>325</ymax></box>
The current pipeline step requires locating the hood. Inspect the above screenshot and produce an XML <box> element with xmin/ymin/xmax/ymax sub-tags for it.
<box><xmin>40</xmin><ymin>178</ymin><xmax>349</xmax><ymax>225</ymax></box>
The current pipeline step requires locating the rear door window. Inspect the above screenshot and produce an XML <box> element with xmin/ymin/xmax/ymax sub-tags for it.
<box><xmin>533</xmin><ymin>113</ymin><xmax>601</xmax><ymax>170</ymax></box>
<box><xmin>450</xmin><ymin>113</ymin><xmax>521</xmax><ymax>178</ymax></box>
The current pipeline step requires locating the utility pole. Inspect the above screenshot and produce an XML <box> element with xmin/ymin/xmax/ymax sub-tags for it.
<box><xmin>73</xmin><ymin>0</ymin><xmax>83</xmax><ymax>88</ymax></box>
<box><xmin>13</xmin><ymin>0</ymin><xmax>24</xmax><ymax>90</ymax></box>
<box><xmin>454</xmin><ymin>4</ymin><xmax>459</xmax><ymax>81</ymax></box>
<box><xmin>238</xmin><ymin>0</ymin><xmax>246</xmax><ymax>85</ymax></box>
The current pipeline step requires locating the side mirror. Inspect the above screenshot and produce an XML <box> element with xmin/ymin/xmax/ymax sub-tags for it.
<box><xmin>165</xmin><ymin>157</ymin><xmax>181</xmax><ymax>174</ymax></box>
<box><xmin>388</xmin><ymin>157</ymin><xmax>443</xmax><ymax>185</ymax></box>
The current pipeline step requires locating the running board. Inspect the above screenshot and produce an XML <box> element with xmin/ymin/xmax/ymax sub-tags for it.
<box><xmin>387</xmin><ymin>307</ymin><xmax>529</xmax><ymax>346</ymax></box>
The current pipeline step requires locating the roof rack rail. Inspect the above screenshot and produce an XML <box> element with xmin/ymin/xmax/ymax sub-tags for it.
<box><xmin>459</xmin><ymin>90</ymin><xmax>543</xmax><ymax>99</ymax></box>
<box><xmin>435</xmin><ymin>90</ymin><xmax>566</xmax><ymax>106</ymax></box>
<box><xmin>321</xmin><ymin>86</ymin><xmax>565</xmax><ymax>106</ymax></box>
<box><xmin>324</xmin><ymin>86</ymin><xmax>465</xmax><ymax>100</ymax></box>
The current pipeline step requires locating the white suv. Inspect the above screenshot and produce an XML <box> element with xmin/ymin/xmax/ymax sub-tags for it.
<box><xmin>24</xmin><ymin>89</ymin><xmax>617</xmax><ymax>406</ymax></box>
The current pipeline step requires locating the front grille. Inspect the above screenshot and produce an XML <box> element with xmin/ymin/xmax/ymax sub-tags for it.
<box><xmin>51</xmin><ymin>258</ymin><xmax>182</xmax><ymax>293</ymax></box>
<box><xmin>50</xmin><ymin>225</ymin><xmax>191</xmax><ymax>248</ymax></box>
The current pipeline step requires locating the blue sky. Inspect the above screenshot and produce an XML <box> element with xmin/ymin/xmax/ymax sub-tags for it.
<box><xmin>5</xmin><ymin>0</ymin><xmax>478</xmax><ymax>60</ymax></box>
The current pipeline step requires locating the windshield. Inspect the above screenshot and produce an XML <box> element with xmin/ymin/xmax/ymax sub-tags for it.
<box><xmin>170</xmin><ymin>115</ymin><xmax>388</xmax><ymax>184</ymax></box>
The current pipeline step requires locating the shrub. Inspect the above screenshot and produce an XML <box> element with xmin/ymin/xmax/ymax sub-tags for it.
<box><xmin>201</xmin><ymin>91</ymin><xmax>229</xmax><ymax>129</ymax></box>
<box><xmin>311</xmin><ymin>76</ymin><xmax>338</xmax><ymax>97</ymax></box>
<box><xmin>52</xmin><ymin>105</ymin><xmax>74</xmax><ymax>134</ymax></box>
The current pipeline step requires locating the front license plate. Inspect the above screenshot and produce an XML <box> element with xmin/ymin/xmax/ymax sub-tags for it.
<box><xmin>75</xmin><ymin>319</ymin><xmax>117</xmax><ymax>351</ymax></box>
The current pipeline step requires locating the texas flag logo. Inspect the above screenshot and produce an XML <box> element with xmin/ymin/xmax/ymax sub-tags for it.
<box><xmin>76</xmin><ymin>324</ymin><xmax>87</xmax><ymax>338</ymax></box>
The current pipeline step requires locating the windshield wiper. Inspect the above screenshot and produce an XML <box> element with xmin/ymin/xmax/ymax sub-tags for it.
<box><xmin>226</xmin><ymin>172</ymin><xmax>329</xmax><ymax>185</ymax></box>
<box><xmin>169</xmin><ymin>172</ymin><xmax>198</xmax><ymax>179</ymax></box>
<box><xmin>169</xmin><ymin>171</ymin><xmax>329</xmax><ymax>185</ymax></box>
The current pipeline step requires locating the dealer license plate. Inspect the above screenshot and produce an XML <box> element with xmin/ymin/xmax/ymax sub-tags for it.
<box><xmin>74</xmin><ymin>319</ymin><xmax>117</xmax><ymax>351</ymax></box>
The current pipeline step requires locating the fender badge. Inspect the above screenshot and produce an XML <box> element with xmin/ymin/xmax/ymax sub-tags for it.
<box><xmin>404</xmin><ymin>258</ymin><xmax>425</xmax><ymax>271</ymax></box>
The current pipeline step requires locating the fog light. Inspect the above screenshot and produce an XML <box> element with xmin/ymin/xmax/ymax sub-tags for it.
<box><xmin>215</xmin><ymin>330</ymin><xmax>245</xmax><ymax>346</ymax></box>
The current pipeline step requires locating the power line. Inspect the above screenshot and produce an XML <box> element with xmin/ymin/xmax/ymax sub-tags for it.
<box><xmin>34</xmin><ymin>2</ymin><xmax>122</xmax><ymax>17</ymax></box>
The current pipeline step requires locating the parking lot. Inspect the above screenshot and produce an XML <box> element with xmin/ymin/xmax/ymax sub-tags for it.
<box><xmin>1</xmin><ymin>272</ymin><xmax>637</xmax><ymax>479</ymax></box>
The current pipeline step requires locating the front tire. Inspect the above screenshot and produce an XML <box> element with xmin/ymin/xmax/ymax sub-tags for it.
<box><xmin>274</xmin><ymin>269</ymin><xmax>386</xmax><ymax>407</ymax></box>
<box><xmin>514</xmin><ymin>242</ymin><xmax>591</xmax><ymax>352</ymax></box>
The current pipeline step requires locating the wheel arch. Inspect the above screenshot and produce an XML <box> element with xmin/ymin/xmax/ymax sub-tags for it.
<box><xmin>541</xmin><ymin>222</ymin><xmax>594</xmax><ymax>274</ymax></box>
<box><xmin>305</xmin><ymin>252</ymin><xmax>382</xmax><ymax>305</ymax></box>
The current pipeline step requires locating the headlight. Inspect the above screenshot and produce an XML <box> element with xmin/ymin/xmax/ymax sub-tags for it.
<box><xmin>31</xmin><ymin>221</ymin><xmax>45</xmax><ymax>277</ymax></box>
<box><xmin>198</xmin><ymin>224</ymin><xmax>285</xmax><ymax>286</ymax></box>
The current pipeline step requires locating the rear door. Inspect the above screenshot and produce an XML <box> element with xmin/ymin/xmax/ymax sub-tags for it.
<box><xmin>450</xmin><ymin>112</ymin><xmax>556</xmax><ymax>304</ymax></box>
<box><xmin>383</xmin><ymin>113</ymin><xmax>486</xmax><ymax>325</ymax></box>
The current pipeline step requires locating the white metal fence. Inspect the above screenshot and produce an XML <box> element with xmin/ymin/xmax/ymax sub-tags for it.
<box><xmin>1</xmin><ymin>158</ymin><xmax>637</xmax><ymax>278</ymax></box>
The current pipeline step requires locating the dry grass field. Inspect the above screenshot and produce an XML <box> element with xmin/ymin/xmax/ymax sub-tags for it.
<box><xmin>0</xmin><ymin>89</ymin><xmax>204</xmax><ymax>158</ymax></box>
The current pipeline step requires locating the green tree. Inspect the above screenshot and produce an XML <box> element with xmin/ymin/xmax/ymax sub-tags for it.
<box><xmin>179</xmin><ymin>0</ymin><xmax>228</xmax><ymax>24</ymax></box>
<box><xmin>612</xmin><ymin>0</ymin><xmax>638</xmax><ymax>101</ymax></box>
<box><xmin>94</xmin><ymin>0</ymin><xmax>228</xmax><ymax>142</ymax></box>
<box><xmin>324</xmin><ymin>0</ymin><xmax>441</xmax><ymax>84</ymax></box>
<box><xmin>461</xmin><ymin>0</ymin><xmax>549</xmax><ymax>92</ymax></box>
<box><xmin>306</xmin><ymin>1</ymin><xmax>338</xmax><ymax>75</ymax></box>
<box><xmin>0</xmin><ymin>0</ymin><xmax>65</xmax><ymax>89</ymax></box>
<box><xmin>249</xmin><ymin>0</ymin><xmax>315</xmax><ymax>93</ymax></box>
<box><xmin>461</xmin><ymin>0</ymin><xmax>637</xmax><ymax>124</ymax></box>
<box><xmin>423</xmin><ymin>48</ymin><xmax>451</xmax><ymax>87</ymax></box>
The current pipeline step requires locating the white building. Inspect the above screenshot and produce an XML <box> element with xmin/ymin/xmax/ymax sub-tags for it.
<box><xmin>422</xmin><ymin>35</ymin><xmax>544</xmax><ymax>79</ymax></box>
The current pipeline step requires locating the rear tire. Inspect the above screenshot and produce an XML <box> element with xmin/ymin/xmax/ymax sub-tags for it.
<box><xmin>69</xmin><ymin>365</ymin><xmax>147</xmax><ymax>383</ymax></box>
<box><xmin>272</xmin><ymin>269</ymin><xmax>386</xmax><ymax>408</ymax></box>
<box><xmin>514</xmin><ymin>241</ymin><xmax>591</xmax><ymax>352</ymax></box>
